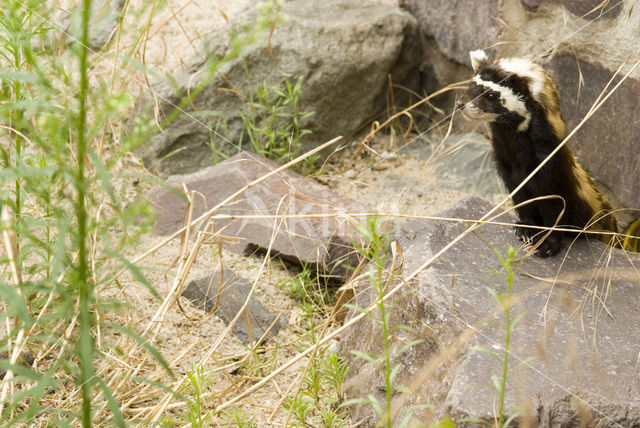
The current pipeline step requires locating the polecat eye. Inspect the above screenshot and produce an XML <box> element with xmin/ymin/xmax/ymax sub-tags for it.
<box><xmin>486</xmin><ymin>92</ymin><xmax>497</xmax><ymax>101</ymax></box>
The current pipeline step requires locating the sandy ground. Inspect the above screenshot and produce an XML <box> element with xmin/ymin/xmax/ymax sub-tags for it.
<box><xmin>47</xmin><ymin>0</ymin><xmax>474</xmax><ymax>425</ymax></box>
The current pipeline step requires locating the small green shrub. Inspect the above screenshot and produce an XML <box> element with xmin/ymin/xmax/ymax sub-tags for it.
<box><xmin>240</xmin><ymin>76</ymin><xmax>316</xmax><ymax>171</ymax></box>
<box><xmin>345</xmin><ymin>215</ymin><xmax>425</xmax><ymax>427</ymax></box>
<box><xmin>472</xmin><ymin>246</ymin><xmax>531</xmax><ymax>427</ymax></box>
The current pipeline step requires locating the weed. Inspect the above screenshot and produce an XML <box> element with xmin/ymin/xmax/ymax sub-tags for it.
<box><xmin>0</xmin><ymin>0</ymin><xmax>278</xmax><ymax>425</ymax></box>
<box><xmin>345</xmin><ymin>215</ymin><xmax>425</xmax><ymax>427</ymax></box>
<box><xmin>221</xmin><ymin>406</ymin><xmax>256</xmax><ymax>427</ymax></box>
<box><xmin>180</xmin><ymin>365</ymin><xmax>215</xmax><ymax>427</ymax></box>
<box><xmin>240</xmin><ymin>75</ymin><xmax>316</xmax><ymax>171</ymax></box>
<box><xmin>277</xmin><ymin>263</ymin><xmax>331</xmax><ymax>309</ymax></box>
<box><xmin>472</xmin><ymin>246</ymin><xmax>530</xmax><ymax>427</ymax></box>
<box><xmin>283</xmin><ymin>302</ymin><xmax>349</xmax><ymax>426</ymax></box>
<box><xmin>0</xmin><ymin>1</ymin><xmax>161</xmax><ymax>424</ymax></box>
<box><xmin>321</xmin><ymin>351</ymin><xmax>348</xmax><ymax>402</ymax></box>
<box><xmin>235</xmin><ymin>342</ymin><xmax>280</xmax><ymax>379</ymax></box>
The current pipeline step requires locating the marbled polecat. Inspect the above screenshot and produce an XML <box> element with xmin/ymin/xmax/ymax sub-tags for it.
<box><xmin>457</xmin><ymin>50</ymin><xmax>618</xmax><ymax>257</ymax></box>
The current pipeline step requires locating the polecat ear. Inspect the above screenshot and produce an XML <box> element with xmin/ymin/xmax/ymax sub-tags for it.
<box><xmin>469</xmin><ymin>49</ymin><xmax>489</xmax><ymax>73</ymax></box>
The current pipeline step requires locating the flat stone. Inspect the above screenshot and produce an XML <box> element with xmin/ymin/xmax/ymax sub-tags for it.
<box><xmin>134</xmin><ymin>0</ymin><xmax>422</xmax><ymax>177</ymax></box>
<box><xmin>548</xmin><ymin>51</ymin><xmax>640</xmax><ymax>209</ymax></box>
<box><xmin>150</xmin><ymin>152</ymin><xmax>364</xmax><ymax>282</ymax></box>
<box><xmin>340</xmin><ymin>196</ymin><xmax>640</xmax><ymax>426</ymax></box>
<box><xmin>400</xmin><ymin>0</ymin><xmax>500</xmax><ymax>65</ymax></box>
<box><xmin>181</xmin><ymin>269</ymin><xmax>282</xmax><ymax>346</ymax></box>
<box><xmin>521</xmin><ymin>0</ymin><xmax>622</xmax><ymax>18</ymax></box>
<box><xmin>406</xmin><ymin>133</ymin><xmax>504</xmax><ymax>201</ymax></box>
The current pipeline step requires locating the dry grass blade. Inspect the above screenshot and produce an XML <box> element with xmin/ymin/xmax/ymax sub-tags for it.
<box><xmin>0</xmin><ymin>205</ymin><xmax>25</xmax><ymax>417</ymax></box>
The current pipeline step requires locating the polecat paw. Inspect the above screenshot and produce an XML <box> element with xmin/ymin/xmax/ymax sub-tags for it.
<box><xmin>514</xmin><ymin>222</ymin><xmax>538</xmax><ymax>243</ymax></box>
<box><xmin>534</xmin><ymin>236</ymin><xmax>561</xmax><ymax>257</ymax></box>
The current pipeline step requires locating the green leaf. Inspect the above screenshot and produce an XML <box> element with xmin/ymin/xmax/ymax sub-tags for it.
<box><xmin>367</xmin><ymin>394</ymin><xmax>383</xmax><ymax>417</ymax></box>
<box><xmin>105</xmin><ymin>322</ymin><xmax>173</xmax><ymax>377</ymax></box>
<box><xmin>343</xmin><ymin>303</ymin><xmax>371</xmax><ymax>316</ymax></box>
<box><xmin>503</xmin><ymin>411</ymin><xmax>520</xmax><ymax>427</ymax></box>
<box><xmin>0</xmin><ymin>284</ymin><xmax>32</xmax><ymax>325</ymax></box>
<box><xmin>470</xmin><ymin>345</ymin><xmax>500</xmax><ymax>362</ymax></box>
<box><xmin>390</xmin><ymin>363</ymin><xmax>402</xmax><ymax>385</ymax></box>
<box><xmin>107</xmin><ymin>250</ymin><xmax>159</xmax><ymax>300</ymax></box>
<box><xmin>96</xmin><ymin>376</ymin><xmax>127</xmax><ymax>428</ymax></box>
<box><xmin>430</xmin><ymin>417</ymin><xmax>456</xmax><ymax>428</ymax></box>
<box><xmin>88</xmin><ymin>151</ymin><xmax>115</xmax><ymax>203</ymax></box>
<box><xmin>350</xmin><ymin>350</ymin><xmax>377</xmax><ymax>365</ymax></box>
<box><xmin>491</xmin><ymin>374</ymin><xmax>502</xmax><ymax>392</ymax></box>
<box><xmin>396</xmin><ymin>339</ymin><xmax>424</xmax><ymax>356</ymax></box>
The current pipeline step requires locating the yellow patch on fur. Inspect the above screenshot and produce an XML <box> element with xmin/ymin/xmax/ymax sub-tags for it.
<box><xmin>538</xmin><ymin>74</ymin><xmax>566</xmax><ymax>139</ymax></box>
<box><xmin>572</xmin><ymin>161</ymin><xmax>618</xmax><ymax>240</ymax></box>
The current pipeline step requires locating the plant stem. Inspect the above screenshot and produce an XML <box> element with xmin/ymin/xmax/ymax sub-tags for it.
<box><xmin>76</xmin><ymin>0</ymin><xmax>94</xmax><ymax>425</ymax></box>
<box><xmin>499</xmin><ymin>249</ymin><xmax>515</xmax><ymax>427</ymax></box>
<box><xmin>379</xmin><ymin>291</ymin><xmax>392</xmax><ymax>428</ymax></box>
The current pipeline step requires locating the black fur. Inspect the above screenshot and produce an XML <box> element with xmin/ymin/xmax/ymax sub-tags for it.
<box><xmin>460</xmin><ymin>58</ymin><xmax>617</xmax><ymax>257</ymax></box>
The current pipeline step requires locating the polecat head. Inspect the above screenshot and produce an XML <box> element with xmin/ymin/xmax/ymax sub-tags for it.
<box><xmin>458</xmin><ymin>49</ymin><xmax>565</xmax><ymax>138</ymax></box>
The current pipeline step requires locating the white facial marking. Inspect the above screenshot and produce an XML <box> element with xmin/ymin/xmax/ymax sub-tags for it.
<box><xmin>498</xmin><ymin>58</ymin><xmax>546</xmax><ymax>99</ymax></box>
<box><xmin>469</xmin><ymin>49</ymin><xmax>488</xmax><ymax>73</ymax></box>
<box><xmin>472</xmin><ymin>75</ymin><xmax>531</xmax><ymax>131</ymax></box>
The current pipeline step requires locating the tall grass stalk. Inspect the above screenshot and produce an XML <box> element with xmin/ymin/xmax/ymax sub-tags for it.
<box><xmin>474</xmin><ymin>246</ymin><xmax>523</xmax><ymax>427</ymax></box>
<box><xmin>0</xmin><ymin>0</ymin><xmax>285</xmax><ymax>424</ymax></box>
<box><xmin>349</xmin><ymin>216</ymin><xmax>394</xmax><ymax>427</ymax></box>
<box><xmin>76</xmin><ymin>0</ymin><xmax>94</xmax><ymax>425</ymax></box>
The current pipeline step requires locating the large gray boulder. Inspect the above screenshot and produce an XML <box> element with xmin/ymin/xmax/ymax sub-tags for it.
<box><xmin>400</xmin><ymin>0</ymin><xmax>500</xmax><ymax>66</ymax></box>
<box><xmin>340</xmin><ymin>197</ymin><xmax>640</xmax><ymax>426</ymax></box>
<box><xmin>135</xmin><ymin>0</ymin><xmax>423</xmax><ymax>177</ymax></box>
<box><xmin>548</xmin><ymin>51</ymin><xmax>640</xmax><ymax>210</ymax></box>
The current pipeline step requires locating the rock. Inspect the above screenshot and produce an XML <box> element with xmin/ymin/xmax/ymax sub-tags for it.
<box><xmin>407</xmin><ymin>133</ymin><xmax>504</xmax><ymax>201</ymax></box>
<box><xmin>340</xmin><ymin>196</ymin><xmax>640</xmax><ymax>426</ymax></box>
<box><xmin>400</xmin><ymin>0</ymin><xmax>500</xmax><ymax>66</ymax></box>
<box><xmin>181</xmin><ymin>269</ymin><xmax>282</xmax><ymax>345</ymax></box>
<box><xmin>135</xmin><ymin>0</ymin><xmax>423</xmax><ymax>177</ymax></box>
<box><xmin>521</xmin><ymin>0</ymin><xmax>622</xmax><ymax>18</ymax></box>
<box><xmin>150</xmin><ymin>152</ymin><xmax>364</xmax><ymax>282</ymax></box>
<box><xmin>548</xmin><ymin>51</ymin><xmax>640</xmax><ymax>209</ymax></box>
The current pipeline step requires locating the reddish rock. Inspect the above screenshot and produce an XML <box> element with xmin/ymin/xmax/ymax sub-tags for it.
<box><xmin>548</xmin><ymin>51</ymin><xmax>640</xmax><ymax>209</ymax></box>
<box><xmin>150</xmin><ymin>152</ymin><xmax>365</xmax><ymax>282</ymax></box>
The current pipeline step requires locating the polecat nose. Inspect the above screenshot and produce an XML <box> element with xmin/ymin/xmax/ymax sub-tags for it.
<box><xmin>456</xmin><ymin>100</ymin><xmax>465</xmax><ymax>110</ymax></box>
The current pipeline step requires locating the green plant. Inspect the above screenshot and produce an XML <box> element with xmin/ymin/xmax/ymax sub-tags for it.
<box><xmin>0</xmin><ymin>0</ymin><xmax>280</xmax><ymax>425</ymax></box>
<box><xmin>277</xmin><ymin>263</ymin><xmax>331</xmax><ymax>309</ymax></box>
<box><xmin>472</xmin><ymin>246</ymin><xmax>529</xmax><ymax>427</ymax></box>
<box><xmin>181</xmin><ymin>365</ymin><xmax>215</xmax><ymax>428</ymax></box>
<box><xmin>0</xmin><ymin>1</ymin><xmax>162</xmax><ymax>425</ymax></box>
<box><xmin>321</xmin><ymin>351</ymin><xmax>348</xmax><ymax>402</ymax></box>
<box><xmin>345</xmin><ymin>215</ymin><xmax>424</xmax><ymax>427</ymax></box>
<box><xmin>221</xmin><ymin>406</ymin><xmax>256</xmax><ymax>427</ymax></box>
<box><xmin>235</xmin><ymin>341</ymin><xmax>280</xmax><ymax>379</ymax></box>
<box><xmin>239</xmin><ymin>75</ymin><xmax>315</xmax><ymax>170</ymax></box>
<box><xmin>283</xmin><ymin>302</ymin><xmax>349</xmax><ymax>426</ymax></box>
